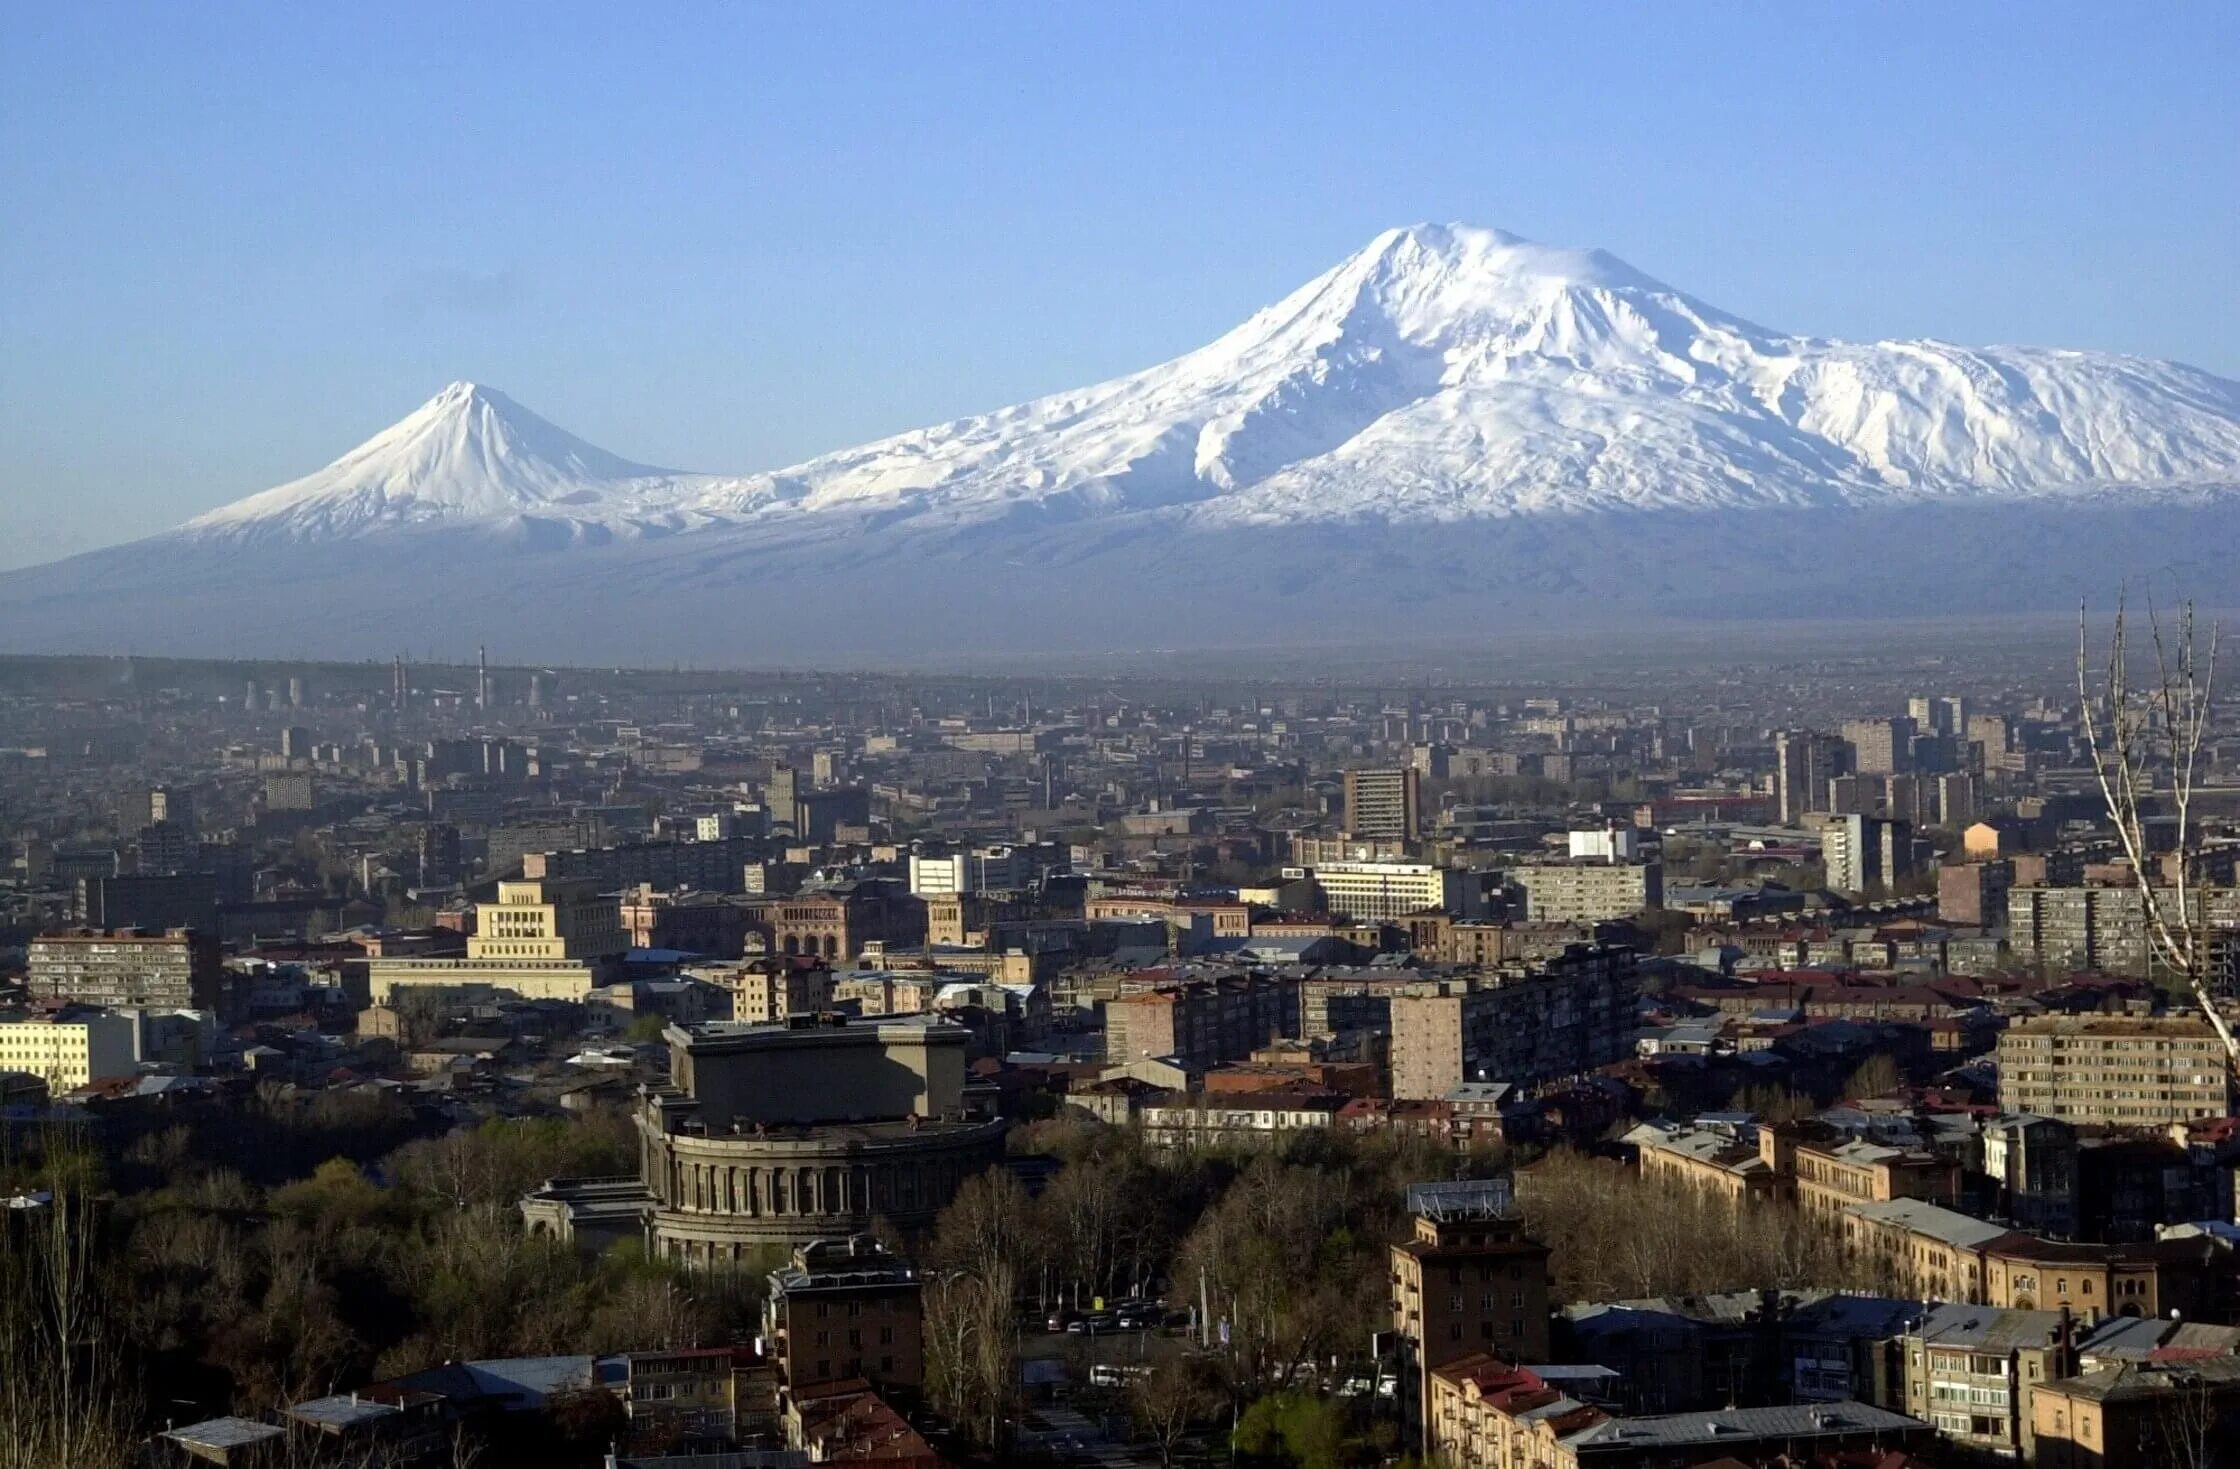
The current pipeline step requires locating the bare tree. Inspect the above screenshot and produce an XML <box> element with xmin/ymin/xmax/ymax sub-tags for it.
<box><xmin>0</xmin><ymin>1166</ymin><xmax>140</xmax><ymax>1469</ymax></box>
<box><xmin>2078</xmin><ymin>592</ymin><xmax>2240</xmax><ymax>1062</ymax></box>
<box><xmin>1129</xmin><ymin>1355</ymin><xmax>1218</xmax><ymax>1466</ymax></box>
<box><xmin>923</xmin><ymin>1264</ymin><xmax>1017</xmax><ymax>1449</ymax></box>
<box><xmin>2140</xmin><ymin>1371</ymin><xmax>2227</xmax><ymax>1469</ymax></box>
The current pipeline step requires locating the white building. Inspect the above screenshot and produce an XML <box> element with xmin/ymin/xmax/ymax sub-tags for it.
<box><xmin>1305</xmin><ymin>861</ymin><xmax>1484</xmax><ymax>922</ymax></box>
<box><xmin>0</xmin><ymin>1013</ymin><xmax>139</xmax><ymax>1089</ymax></box>
<box><xmin>908</xmin><ymin>846</ymin><xmax>1033</xmax><ymax>897</ymax></box>
<box><xmin>1567</xmin><ymin>826</ymin><xmax>1644</xmax><ymax>862</ymax></box>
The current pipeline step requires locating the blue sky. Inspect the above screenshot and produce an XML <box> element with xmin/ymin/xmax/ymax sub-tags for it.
<box><xmin>2</xmin><ymin>2</ymin><xmax>2234</xmax><ymax>566</ymax></box>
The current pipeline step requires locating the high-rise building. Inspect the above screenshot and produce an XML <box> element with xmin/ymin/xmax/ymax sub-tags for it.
<box><xmin>1937</xmin><ymin>772</ymin><xmax>1979</xmax><ymax>829</ymax></box>
<box><xmin>134</xmin><ymin>822</ymin><xmax>197</xmax><ymax>877</ymax></box>
<box><xmin>1824</xmin><ymin>814</ymin><xmax>1914</xmax><ymax>895</ymax></box>
<box><xmin>76</xmin><ymin>872</ymin><xmax>218</xmax><ymax>930</ymax></box>
<box><xmin>1842</xmin><ymin>717</ymin><xmax>1915</xmax><ymax>776</ymax></box>
<box><xmin>1774</xmin><ymin>731</ymin><xmax>1848</xmax><ymax>824</ymax></box>
<box><xmin>1883</xmin><ymin>774</ymin><xmax>1932</xmax><ymax>828</ymax></box>
<box><xmin>1966</xmin><ymin>713</ymin><xmax>2010</xmax><ymax>757</ymax></box>
<box><xmin>280</xmin><ymin>725</ymin><xmax>312</xmax><ymax>760</ymax></box>
<box><xmin>287</xmin><ymin>674</ymin><xmax>306</xmax><ymax>708</ymax></box>
<box><xmin>1344</xmin><ymin>766</ymin><xmax>1422</xmax><ymax>842</ymax></box>
<box><xmin>263</xmin><ymin>771</ymin><xmax>315</xmax><ymax>811</ymax></box>
<box><xmin>1104</xmin><ymin>976</ymin><xmax>1292</xmax><ymax>1072</ymax></box>
<box><xmin>417</xmin><ymin>823</ymin><xmax>461</xmax><ymax>885</ymax></box>
<box><xmin>768</xmin><ymin>765</ymin><xmax>800</xmax><ymax>833</ymax></box>
<box><xmin>1937</xmin><ymin>861</ymin><xmax>2013</xmax><ymax>928</ymax></box>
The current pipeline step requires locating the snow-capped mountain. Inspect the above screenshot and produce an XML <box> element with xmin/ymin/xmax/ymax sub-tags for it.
<box><xmin>686</xmin><ymin>224</ymin><xmax>2240</xmax><ymax>529</ymax></box>
<box><xmin>178</xmin><ymin>381</ymin><xmax>724</xmax><ymax>546</ymax></box>
<box><xmin>7</xmin><ymin>222</ymin><xmax>2240</xmax><ymax>661</ymax></box>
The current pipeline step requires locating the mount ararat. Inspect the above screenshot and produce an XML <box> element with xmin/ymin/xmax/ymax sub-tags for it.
<box><xmin>7</xmin><ymin>224</ymin><xmax>2240</xmax><ymax>661</ymax></box>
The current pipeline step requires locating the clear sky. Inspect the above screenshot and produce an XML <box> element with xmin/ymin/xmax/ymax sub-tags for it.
<box><xmin>2</xmin><ymin>2</ymin><xmax>2234</xmax><ymax>567</ymax></box>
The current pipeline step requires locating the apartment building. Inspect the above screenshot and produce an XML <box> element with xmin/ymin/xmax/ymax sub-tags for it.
<box><xmin>1938</xmin><ymin>860</ymin><xmax>2013</xmax><ymax>928</ymax></box>
<box><xmin>1344</xmin><ymin>765</ymin><xmax>1422</xmax><ymax>842</ymax></box>
<box><xmin>1390</xmin><ymin>1183</ymin><xmax>1551</xmax><ymax>1452</ymax></box>
<box><xmin>1426</xmin><ymin>1361</ymin><xmax>1927</xmax><ymax>1469</ymax></box>
<box><xmin>1630</xmin><ymin>1120</ymin><xmax>1956</xmax><ymax>1220</ymax></box>
<box><xmin>27</xmin><ymin>927</ymin><xmax>225</xmax><ymax>1012</ymax></box>
<box><xmin>2007</xmin><ymin>885</ymin><xmax>2155</xmax><ymax>975</ymax></box>
<box><xmin>1840</xmin><ymin>1199</ymin><xmax>2009</xmax><ymax>1302</ymax></box>
<box><xmin>1776</xmin><ymin>1126</ymin><xmax>1960</xmax><ymax>1224</ymax></box>
<box><xmin>1509</xmin><ymin>860</ymin><xmax>1663</xmax><ymax>922</ymax></box>
<box><xmin>1775</xmin><ymin>730</ymin><xmax>1850</xmax><ymax>824</ymax></box>
<box><xmin>1824</xmin><ymin>814</ymin><xmax>1916</xmax><ymax>896</ymax></box>
<box><xmin>689</xmin><ymin>961</ymin><xmax>835</xmax><ymax>1025</ymax></box>
<box><xmin>1900</xmin><ymin>1304</ymin><xmax>2075</xmax><ymax>1461</ymax></box>
<box><xmin>1104</xmin><ymin>975</ymin><xmax>1292</xmax><ymax>1072</ymax></box>
<box><xmin>1389</xmin><ymin>946</ymin><xmax>1637</xmax><ymax>1099</ymax></box>
<box><xmin>764</xmin><ymin>1235</ymin><xmax>923</xmax><ymax>1393</ymax></box>
<box><xmin>2033</xmin><ymin>1356</ymin><xmax>2240</xmax><ymax>1469</ymax></box>
<box><xmin>1138</xmin><ymin>1089</ymin><xmax>1346</xmax><ymax>1151</ymax></box>
<box><xmin>1843</xmin><ymin>717</ymin><xmax>1914</xmax><ymax>776</ymax></box>
<box><xmin>1997</xmin><ymin>1015</ymin><xmax>2232</xmax><ymax>1127</ymax></box>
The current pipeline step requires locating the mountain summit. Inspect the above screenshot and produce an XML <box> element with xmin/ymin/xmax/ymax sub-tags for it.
<box><xmin>8</xmin><ymin>223</ymin><xmax>2240</xmax><ymax>658</ymax></box>
<box><xmin>688</xmin><ymin>221</ymin><xmax>2240</xmax><ymax>528</ymax></box>
<box><xmin>180</xmin><ymin>380</ymin><xmax>693</xmax><ymax>544</ymax></box>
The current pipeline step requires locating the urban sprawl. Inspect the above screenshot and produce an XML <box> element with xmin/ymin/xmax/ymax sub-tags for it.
<box><xmin>3</xmin><ymin>641</ymin><xmax>2238</xmax><ymax>1469</ymax></box>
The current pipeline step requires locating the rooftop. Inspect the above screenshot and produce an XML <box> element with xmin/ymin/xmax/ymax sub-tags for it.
<box><xmin>1563</xmin><ymin>1400</ymin><xmax>1922</xmax><ymax>1448</ymax></box>
<box><xmin>1844</xmin><ymin>1198</ymin><xmax>2010</xmax><ymax>1251</ymax></box>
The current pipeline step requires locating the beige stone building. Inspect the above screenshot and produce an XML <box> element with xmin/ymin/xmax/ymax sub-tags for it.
<box><xmin>688</xmin><ymin>961</ymin><xmax>835</xmax><ymax>1025</ymax></box>
<box><xmin>0</xmin><ymin>1012</ymin><xmax>138</xmax><ymax>1089</ymax></box>
<box><xmin>2033</xmin><ymin>1356</ymin><xmax>2240</xmax><ymax>1469</ymax></box>
<box><xmin>1840</xmin><ymin>1198</ymin><xmax>2008</xmax><ymax>1302</ymax></box>
<box><xmin>637</xmin><ymin>1014</ymin><xmax>1007</xmax><ymax>1263</ymax></box>
<box><xmin>367</xmin><ymin>877</ymin><xmax>626</xmax><ymax>1004</ymax></box>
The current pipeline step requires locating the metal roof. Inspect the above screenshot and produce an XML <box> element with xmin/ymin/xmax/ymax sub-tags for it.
<box><xmin>1564</xmin><ymin>1400</ymin><xmax>1922</xmax><ymax>1447</ymax></box>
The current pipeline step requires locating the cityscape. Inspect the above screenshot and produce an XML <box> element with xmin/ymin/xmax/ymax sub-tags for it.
<box><xmin>5</xmin><ymin>6</ymin><xmax>2240</xmax><ymax>1469</ymax></box>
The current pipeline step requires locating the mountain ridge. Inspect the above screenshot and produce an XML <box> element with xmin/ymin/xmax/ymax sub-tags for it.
<box><xmin>8</xmin><ymin>222</ymin><xmax>2240</xmax><ymax>659</ymax></box>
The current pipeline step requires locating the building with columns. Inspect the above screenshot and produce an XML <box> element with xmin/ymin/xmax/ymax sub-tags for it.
<box><xmin>523</xmin><ymin>1012</ymin><xmax>1007</xmax><ymax>1268</ymax></box>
